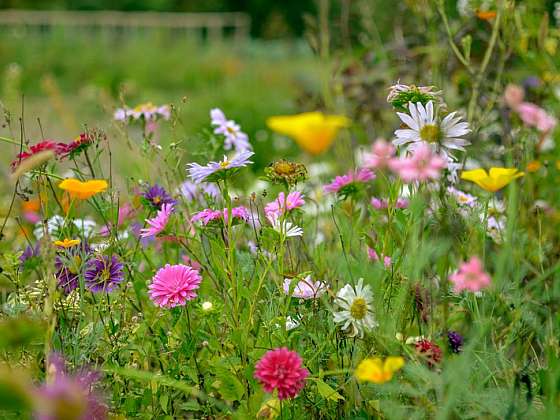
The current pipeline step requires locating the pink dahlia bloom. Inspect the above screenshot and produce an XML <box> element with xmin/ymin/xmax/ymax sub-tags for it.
<box><xmin>516</xmin><ymin>102</ymin><xmax>556</xmax><ymax>133</ymax></box>
<box><xmin>283</xmin><ymin>276</ymin><xmax>326</xmax><ymax>299</ymax></box>
<box><xmin>254</xmin><ymin>348</ymin><xmax>309</xmax><ymax>400</ymax></box>
<box><xmin>324</xmin><ymin>168</ymin><xmax>375</xmax><ymax>194</ymax></box>
<box><xmin>363</xmin><ymin>138</ymin><xmax>395</xmax><ymax>169</ymax></box>
<box><xmin>148</xmin><ymin>264</ymin><xmax>202</xmax><ymax>308</ymax></box>
<box><xmin>140</xmin><ymin>203</ymin><xmax>174</xmax><ymax>238</ymax></box>
<box><xmin>265</xmin><ymin>191</ymin><xmax>305</xmax><ymax>220</ymax></box>
<box><xmin>449</xmin><ymin>256</ymin><xmax>491</xmax><ymax>293</ymax></box>
<box><xmin>389</xmin><ymin>143</ymin><xmax>446</xmax><ymax>183</ymax></box>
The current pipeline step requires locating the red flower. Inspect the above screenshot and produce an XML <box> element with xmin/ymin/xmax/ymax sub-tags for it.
<box><xmin>254</xmin><ymin>348</ymin><xmax>308</xmax><ymax>400</ymax></box>
<box><xmin>10</xmin><ymin>140</ymin><xmax>62</xmax><ymax>170</ymax></box>
<box><xmin>415</xmin><ymin>339</ymin><xmax>442</xmax><ymax>367</ymax></box>
<box><xmin>57</xmin><ymin>133</ymin><xmax>95</xmax><ymax>159</ymax></box>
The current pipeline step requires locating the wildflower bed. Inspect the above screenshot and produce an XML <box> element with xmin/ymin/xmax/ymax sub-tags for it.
<box><xmin>1</xmin><ymin>5</ymin><xmax>560</xmax><ymax>419</ymax></box>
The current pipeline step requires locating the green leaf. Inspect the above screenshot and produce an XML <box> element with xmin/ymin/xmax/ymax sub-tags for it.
<box><xmin>315</xmin><ymin>379</ymin><xmax>344</xmax><ymax>401</ymax></box>
<box><xmin>214</xmin><ymin>369</ymin><xmax>245</xmax><ymax>401</ymax></box>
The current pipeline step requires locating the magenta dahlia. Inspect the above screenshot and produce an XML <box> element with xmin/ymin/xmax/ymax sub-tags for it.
<box><xmin>254</xmin><ymin>347</ymin><xmax>309</xmax><ymax>400</ymax></box>
<box><xmin>148</xmin><ymin>264</ymin><xmax>202</xmax><ymax>308</ymax></box>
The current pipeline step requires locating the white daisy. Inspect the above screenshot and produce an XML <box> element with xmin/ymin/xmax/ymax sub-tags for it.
<box><xmin>333</xmin><ymin>278</ymin><xmax>378</xmax><ymax>338</ymax></box>
<box><xmin>268</xmin><ymin>213</ymin><xmax>303</xmax><ymax>238</ymax></box>
<box><xmin>393</xmin><ymin>101</ymin><xmax>470</xmax><ymax>160</ymax></box>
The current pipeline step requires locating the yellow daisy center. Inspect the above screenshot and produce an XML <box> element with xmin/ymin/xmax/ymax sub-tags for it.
<box><xmin>420</xmin><ymin>124</ymin><xmax>440</xmax><ymax>143</ymax></box>
<box><xmin>220</xmin><ymin>160</ymin><xmax>230</xmax><ymax>169</ymax></box>
<box><xmin>350</xmin><ymin>297</ymin><xmax>368</xmax><ymax>320</ymax></box>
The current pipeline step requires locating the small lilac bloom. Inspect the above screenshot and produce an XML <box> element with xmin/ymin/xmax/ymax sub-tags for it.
<box><xmin>210</xmin><ymin>108</ymin><xmax>252</xmax><ymax>152</ymax></box>
<box><xmin>283</xmin><ymin>276</ymin><xmax>326</xmax><ymax>299</ymax></box>
<box><xmin>187</xmin><ymin>151</ymin><xmax>254</xmax><ymax>183</ymax></box>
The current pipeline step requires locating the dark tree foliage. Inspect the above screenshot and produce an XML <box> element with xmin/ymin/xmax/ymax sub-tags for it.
<box><xmin>0</xmin><ymin>0</ymin><xmax>316</xmax><ymax>37</ymax></box>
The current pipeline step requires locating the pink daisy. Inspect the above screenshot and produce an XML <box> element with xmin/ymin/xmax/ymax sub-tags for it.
<box><xmin>148</xmin><ymin>264</ymin><xmax>202</xmax><ymax>308</ymax></box>
<box><xmin>363</xmin><ymin>138</ymin><xmax>395</xmax><ymax>169</ymax></box>
<box><xmin>449</xmin><ymin>256</ymin><xmax>491</xmax><ymax>293</ymax></box>
<box><xmin>389</xmin><ymin>143</ymin><xmax>446</xmax><ymax>183</ymax></box>
<box><xmin>283</xmin><ymin>275</ymin><xmax>326</xmax><ymax>299</ymax></box>
<box><xmin>323</xmin><ymin>168</ymin><xmax>375</xmax><ymax>194</ymax></box>
<box><xmin>140</xmin><ymin>203</ymin><xmax>174</xmax><ymax>238</ymax></box>
<box><xmin>254</xmin><ymin>347</ymin><xmax>309</xmax><ymax>400</ymax></box>
<box><xmin>264</xmin><ymin>191</ymin><xmax>305</xmax><ymax>220</ymax></box>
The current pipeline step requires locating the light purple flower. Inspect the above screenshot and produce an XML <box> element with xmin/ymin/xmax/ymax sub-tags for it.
<box><xmin>187</xmin><ymin>151</ymin><xmax>254</xmax><ymax>183</ymax></box>
<box><xmin>210</xmin><ymin>108</ymin><xmax>251</xmax><ymax>152</ymax></box>
<box><xmin>283</xmin><ymin>276</ymin><xmax>326</xmax><ymax>299</ymax></box>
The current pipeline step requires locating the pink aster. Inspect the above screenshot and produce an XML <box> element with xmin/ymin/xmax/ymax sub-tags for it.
<box><xmin>254</xmin><ymin>347</ymin><xmax>309</xmax><ymax>400</ymax></box>
<box><xmin>363</xmin><ymin>138</ymin><xmax>395</xmax><ymax>169</ymax></box>
<box><xmin>389</xmin><ymin>143</ymin><xmax>446</xmax><ymax>182</ymax></box>
<box><xmin>449</xmin><ymin>256</ymin><xmax>491</xmax><ymax>293</ymax></box>
<box><xmin>324</xmin><ymin>168</ymin><xmax>375</xmax><ymax>194</ymax></box>
<box><xmin>516</xmin><ymin>102</ymin><xmax>556</xmax><ymax>133</ymax></box>
<box><xmin>148</xmin><ymin>264</ymin><xmax>202</xmax><ymax>308</ymax></box>
<box><xmin>264</xmin><ymin>191</ymin><xmax>305</xmax><ymax>220</ymax></box>
<box><xmin>140</xmin><ymin>203</ymin><xmax>174</xmax><ymax>238</ymax></box>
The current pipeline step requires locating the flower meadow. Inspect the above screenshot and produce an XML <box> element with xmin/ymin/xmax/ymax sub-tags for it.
<box><xmin>1</xmin><ymin>2</ymin><xmax>560</xmax><ymax>419</ymax></box>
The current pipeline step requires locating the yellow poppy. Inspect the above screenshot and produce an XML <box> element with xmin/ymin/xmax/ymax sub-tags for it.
<box><xmin>355</xmin><ymin>356</ymin><xmax>405</xmax><ymax>384</ymax></box>
<box><xmin>58</xmin><ymin>178</ymin><xmax>108</xmax><ymax>200</ymax></box>
<box><xmin>266</xmin><ymin>112</ymin><xmax>350</xmax><ymax>155</ymax></box>
<box><xmin>461</xmin><ymin>168</ymin><xmax>524</xmax><ymax>192</ymax></box>
<box><xmin>54</xmin><ymin>238</ymin><xmax>81</xmax><ymax>248</ymax></box>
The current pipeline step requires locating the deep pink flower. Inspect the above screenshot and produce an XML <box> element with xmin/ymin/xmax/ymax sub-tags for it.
<box><xmin>363</xmin><ymin>138</ymin><xmax>395</xmax><ymax>169</ymax></box>
<box><xmin>324</xmin><ymin>168</ymin><xmax>375</xmax><ymax>194</ymax></box>
<box><xmin>140</xmin><ymin>203</ymin><xmax>174</xmax><ymax>237</ymax></box>
<box><xmin>264</xmin><ymin>191</ymin><xmax>305</xmax><ymax>220</ymax></box>
<box><xmin>516</xmin><ymin>102</ymin><xmax>556</xmax><ymax>133</ymax></box>
<box><xmin>148</xmin><ymin>264</ymin><xmax>202</xmax><ymax>308</ymax></box>
<box><xmin>10</xmin><ymin>140</ymin><xmax>63</xmax><ymax>170</ymax></box>
<box><xmin>254</xmin><ymin>348</ymin><xmax>309</xmax><ymax>400</ymax></box>
<box><xmin>389</xmin><ymin>143</ymin><xmax>446</xmax><ymax>182</ymax></box>
<box><xmin>449</xmin><ymin>256</ymin><xmax>491</xmax><ymax>293</ymax></box>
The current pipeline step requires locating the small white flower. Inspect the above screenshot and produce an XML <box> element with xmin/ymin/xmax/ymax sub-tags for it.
<box><xmin>333</xmin><ymin>278</ymin><xmax>378</xmax><ymax>338</ymax></box>
<box><xmin>286</xmin><ymin>315</ymin><xmax>301</xmax><ymax>331</ymax></box>
<box><xmin>269</xmin><ymin>213</ymin><xmax>303</xmax><ymax>238</ymax></box>
<box><xmin>201</xmin><ymin>301</ymin><xmax>213</xmax><ymax>311</ymax></box>
<box><xmin>393</xmin><ymin>101</ymin><xmax>470</xmax><ymax>160</ymax></box>
<box><xmin>33</xmin><ymin>215</ymin><xmax>66</xmax><ymax>239</ymax></box>
<box><xmin>73</xmin><ymin>218</ymin><xmax>97</xmax><ymax>237</ymax></box>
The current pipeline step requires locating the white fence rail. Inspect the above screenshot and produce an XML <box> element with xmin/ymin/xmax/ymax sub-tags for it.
<box><xmin>0</xmin><ymin>10</ymin><xmax>251</xmax><ymax>41</ymax></box>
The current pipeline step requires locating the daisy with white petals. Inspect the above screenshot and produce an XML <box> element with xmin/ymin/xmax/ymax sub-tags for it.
<box><xmin>394</xmin><ymin>101</ymin><xmax>470</xmax><ymax>160</ymax></box>
<box><xmin>333</xmin><ymin>278</ymin><xmax>378</xmax><ymax>338</ymax></box>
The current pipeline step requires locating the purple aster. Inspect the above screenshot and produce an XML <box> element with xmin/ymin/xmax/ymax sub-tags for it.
<box><xmin>19</xmin><ymin>243</ymin><xmax>40</xmax><ymax>266</ymax></box>
<box><xmin>34</xmin><ymin>353</ymin><xmax>107</xmax><ymax>420</ymax></box>
<box><xmin>55</xmin><ymin>242</ymin><xmax>92</xmax><ymax>293</ymax></box>
<box><xmin>142</xmin><ymin>183</ymin><xmax>176</xmax><ymax>210</ymax></box>
<box><xmin>187</xmin><ymin>150</ymin><xmax>254</xmax><ymax>183</ymax></box>
<box><xmin>447</xmin><ymin>331</ymin><xmax>464</xmax><ymax>353</ymax></box>
<box><xmin>84</xmin><ymin>255</ymin><xmax>125</xmax><ymax>293</ymax></box>
<box><xmin>179</xmin><ymin>180</ymin><xmax>220</xmax><ymax>203</ymax></box>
